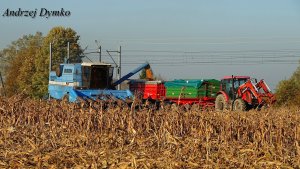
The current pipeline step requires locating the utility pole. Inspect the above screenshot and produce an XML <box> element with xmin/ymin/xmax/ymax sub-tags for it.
<box><xmin>67</xmin><ymin>41</ymin><xmax>70</xmax><ymax>63</ymax></box>
<box><xmin>95</xmin><ymin>40</ymin><xmax>102</xmax><ymax>62</ymax></box>
<box><xmin>49</xmin><ymin>42</ymin><xmax>52</xmax><ymax>72</ymax></box>
<box><xmin>0</xmin><ymin>71</ymin><xmax>6</xmax><ymax>96</ymax></box>
<box><xmin>118</xmin><ymin>46</ymin><xmax>121</xmax><ymax>90</ymax></box>
<box><xmin>106</xmin><ymin>46</ymin><xmax>122</xmax><ymax>90</ymax></box>
<box><xmin>49</xmin><ymin>42</ymin><xmax>52</xmax><ymax>100</ymax></box>
<box><xmin>99</xmin><ymin>45</ymin><xmax>102</xmax><ymax>62</ymax></box>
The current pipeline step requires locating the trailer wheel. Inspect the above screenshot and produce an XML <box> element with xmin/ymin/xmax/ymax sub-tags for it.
<box><xmin>233</xmin><ymin>99</ymin><xmax>247</xmax><ymax>111</ymax></box>
<box><xmin>191</xmin><ymin>103</ymin><xmax>200</xmax><ymax>112</ymax></box>
<box><xmin>215</xmin><ymin>94</ymin><xmax>226</xmax><ymax>111</ymax></box>
<box><xmin>171</xmin><ymin>103</ymin><xmax>178</xmax><ymax>111</ymax></box>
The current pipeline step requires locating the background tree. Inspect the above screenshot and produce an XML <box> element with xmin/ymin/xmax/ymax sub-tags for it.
<box><xmin>1</xmin><ymin>26</ymin><xmax>82</xmax><ymax>98</ymax></box>
<box><xmin>32</xmin><ymin>26</ymin><xmax>83</xmax><ymax>98</ymax></box>
<box><xmin>1</xmin><ymin>32</ymin><xmax>43</xmax><ymax>97</ymax></box>
<box><xmin>275</xmin><ymin>63</ymin><xmax>300</xmax><ymax>106</ymax></box>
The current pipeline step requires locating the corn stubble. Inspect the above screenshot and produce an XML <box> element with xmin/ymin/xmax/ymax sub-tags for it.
<box><xmin>0</xmin><ymin>95</ymin><xmax>299</xmax><ymax>168</ymax></box>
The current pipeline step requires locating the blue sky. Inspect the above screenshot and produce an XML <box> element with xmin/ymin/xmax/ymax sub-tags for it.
<box><xmin>1</xmin><ymin>0</ymin><xmax>300</xmax><ymax>89</ymax></box>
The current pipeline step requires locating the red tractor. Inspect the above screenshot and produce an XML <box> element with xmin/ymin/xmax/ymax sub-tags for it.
<box><xmin>215</xmin><ymin>76</ymin><xmax>276</xmax><ymax>111</ymax></box>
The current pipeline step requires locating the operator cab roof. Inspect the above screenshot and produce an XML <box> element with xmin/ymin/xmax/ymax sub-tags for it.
<box><xmin>81</xmin><ymin>62</ymin><xmax>111</xmax><ymax>66</ymax></box>
<box><xmin>222</xmin><ymin>76</ymin><xmax>250</xmax><ymax>80</ymax></box>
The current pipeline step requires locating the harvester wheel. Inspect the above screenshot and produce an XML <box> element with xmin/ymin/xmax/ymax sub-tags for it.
<box><xmin>215</xmin><ymin>94</ymin><xmax>226</xmax><ymax>111</ymax></box>
<box><xmin>233</xmin><ymin>99</ymin><xmax>247</xmax><ymax>111</ymax></box>
<box><xmin>62</xmin><ymin>93</ymin><xmax>69</xmax><ymax>103</ymax></box>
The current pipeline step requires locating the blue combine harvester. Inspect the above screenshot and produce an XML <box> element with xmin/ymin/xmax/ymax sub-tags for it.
<box><xmin>48</xmin><ymin>61</ymin><xmax>152</xmax><ymax>102</ymax></box>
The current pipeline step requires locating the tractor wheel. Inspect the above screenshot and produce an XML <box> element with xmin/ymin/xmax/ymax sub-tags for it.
<box><xmin>256</xmin><ymin>104</ymin><xmax>268</xmax><ymax>111</ymax></box>
<box><xmin>215</xmin><ymin>94</ymin><xmax>226</xmax><ymax>111</ymax></box>
<box><xmin>233</xmin><ymin>99</ymin><xmax>247</xmax><ymax>111</ymax></box>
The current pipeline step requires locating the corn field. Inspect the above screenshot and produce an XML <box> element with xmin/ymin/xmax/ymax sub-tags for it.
<box><xmin>0</xmin><ymin>95</ymin><xmax>299</xmax><ymax>168</ymax></box>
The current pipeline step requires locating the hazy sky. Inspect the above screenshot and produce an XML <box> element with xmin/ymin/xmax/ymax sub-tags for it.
<box><xmin>1</xmin><ymin>0</ymin><xmax>300</xmax><ymax>90</ymax></box>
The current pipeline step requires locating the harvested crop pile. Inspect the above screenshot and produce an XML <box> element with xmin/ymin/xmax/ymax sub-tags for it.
<box><xmin>0</xmin><ymin>95</ymin><xmax>299</xmax><ymax>168</ymax></box>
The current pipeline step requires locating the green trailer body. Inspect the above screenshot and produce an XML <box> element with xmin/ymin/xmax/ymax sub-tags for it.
<box><xmin>164</xmin><ymin>79</ymin><xmax>220</xmax><ymax>99</ymax></box>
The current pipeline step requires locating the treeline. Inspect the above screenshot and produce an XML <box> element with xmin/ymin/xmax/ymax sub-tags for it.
<box><xmin>0</xmin><ymin>27</ymin><xmax>82</xmax><ymax>98</ymax></box>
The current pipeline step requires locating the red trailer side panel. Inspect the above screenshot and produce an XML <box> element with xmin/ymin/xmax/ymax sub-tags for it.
<box><xmin>144</xmin><ymin>83</ymin><xmax>166</xmax><ymax>100</ymax></box>
<box><xmin>129</xmin><ymin>80</ymin><xmax>166</xmax><ymax>100</ymax></box>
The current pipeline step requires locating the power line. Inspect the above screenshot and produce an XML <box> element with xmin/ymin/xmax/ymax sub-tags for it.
<box><xmin>122</xmin><ymin>60</ymin><xmax>299</xmax><ymax>65</ymax></box>
<box><xmin>123</xmin><ymin>49</ymin><xmax>300</xmax><ymax>53</ymax></box>
<box><xmin>85</xmin><ymin>53</ymin><xmax>300</xmax><ymax>65</ymax></box>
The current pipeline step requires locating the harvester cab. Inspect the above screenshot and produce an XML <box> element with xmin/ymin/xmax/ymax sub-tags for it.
<box><xmin>215</xmin><ymin>76</ymin><xmax>275</xmax><ymax>111</ymax></box>
<box><xmin>50</xmin><ymin>62</ymin><xmax>114</xmax><ymax>90</ymax></box>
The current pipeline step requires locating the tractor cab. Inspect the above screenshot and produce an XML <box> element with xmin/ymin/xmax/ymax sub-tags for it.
<box><xmin>220</xmin><ymin>76</ymin><xmax>250</xmax><ymax>100</ymax></box>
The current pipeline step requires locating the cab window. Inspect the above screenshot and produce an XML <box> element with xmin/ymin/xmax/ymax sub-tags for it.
<box><xmin>64</xmin><ymin>69</ymin><xmax>73</xmax><ymax>74</ymax></box>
